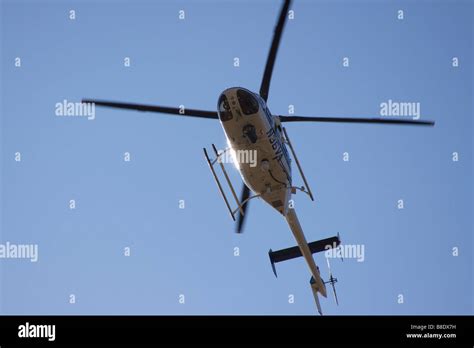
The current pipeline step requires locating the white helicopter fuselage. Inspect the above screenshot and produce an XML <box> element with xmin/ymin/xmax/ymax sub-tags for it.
<box><xmin>217</xmin><ymin>87</ymin><xmax>292</xmax><ymax>215</ymax></box>
<box><xmin>217</xmin><ymin>87</ymin><xmax>327</xmax><ymax>298</ymax></box>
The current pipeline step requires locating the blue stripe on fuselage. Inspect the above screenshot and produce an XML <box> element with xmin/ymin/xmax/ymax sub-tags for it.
<box><xmin>266</xmin><ymin>126</ymin><xmax>292</xmax><ymax>184</ymax></box>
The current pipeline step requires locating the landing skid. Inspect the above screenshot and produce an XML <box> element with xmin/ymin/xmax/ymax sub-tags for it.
<box><xmin>281</xmin><ymin>125</ymin><xmax>314</xmax><ymax>201</ymax></box>
<box><xmin>203</xmin><ymin>144</ymin><xmax>261</xmax><ymax>221</ymax></box>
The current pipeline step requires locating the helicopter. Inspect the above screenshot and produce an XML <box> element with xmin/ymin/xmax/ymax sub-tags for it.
<box><xmin>83</xmin><ymin>0</ymin><xmax>434</xmax><ymax>314</ymax></box>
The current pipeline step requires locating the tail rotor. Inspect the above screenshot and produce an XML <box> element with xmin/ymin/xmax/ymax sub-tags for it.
<box><xmin>325</xmin><ymin>257</ymin><xmax>339</xmax><ymax>306</ymax></box>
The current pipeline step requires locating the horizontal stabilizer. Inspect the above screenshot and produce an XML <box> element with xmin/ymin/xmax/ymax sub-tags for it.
<box><xmin>269</xmin><ymin>235</ymin><xmax>341</xmax><ymax>277</ymax></box>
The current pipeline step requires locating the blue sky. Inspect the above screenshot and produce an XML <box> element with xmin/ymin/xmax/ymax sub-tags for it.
<box><xmin>1</xmin><ymin>0</ymin><xmax>472</xmax><ymax>315</ymax></box>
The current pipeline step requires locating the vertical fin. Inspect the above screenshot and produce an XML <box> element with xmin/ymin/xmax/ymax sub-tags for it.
<box><xmin>268</xmin><ymin>249</ymin><xmax>278</xmax><ymax>277</ymax></box>
<box><xmin>310</xmin><ymin>276</ymin><xmax>323</xmax><ymax>315</ymax></box>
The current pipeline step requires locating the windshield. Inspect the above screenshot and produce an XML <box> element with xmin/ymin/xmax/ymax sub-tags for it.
<box><xmin>218</xmin><ymin>94</ymin><xmax>233</xmax><ymax>121</ymax></box>
<box><xmin>237</xmin><ymin>89</ymin><xmax>259</xmax><ymax>115</ymax></box>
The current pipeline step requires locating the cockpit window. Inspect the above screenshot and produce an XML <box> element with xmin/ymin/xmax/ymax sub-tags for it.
<box><xmin>237</xmin><ymin>89</ymin><xmax>259</xmax><ymax>115</ymax></box>
<box><xmin>218</xmin><ymin>94</ymin><xmax>233</xmax><ymax>121</ymax></box>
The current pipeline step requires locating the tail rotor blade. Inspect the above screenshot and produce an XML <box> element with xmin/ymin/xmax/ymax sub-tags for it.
<box><xmin>326</xmin><ymin>257</ymin><xmax>339</xmax><ymax>305</ymax></box>
<box><xmin>326</xmin><ymin>257</ymin><xmax>332</xmax><ymax>273</ymax></box>
<box><xmin>332</xmin><ymin>283</ymin><xmax>339</xmax><ymax>306</ymax></box>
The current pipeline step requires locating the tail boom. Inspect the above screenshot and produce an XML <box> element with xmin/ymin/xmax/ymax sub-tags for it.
<box><xmin>285</xmin><ymin>209</ymin><xmax>327</xmax><ymax>298</ymax></box>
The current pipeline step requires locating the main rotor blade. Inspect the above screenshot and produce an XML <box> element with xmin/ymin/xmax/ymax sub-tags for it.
<box><xmin>259</xmin><ymin>0</ymin><xmax>292</xmax><ymax>102</ymax></box>
<box><xmin>236</xmin><ymin>184</ymin><xmax>251</xmax><ymax>234</ymax></box>
<box><xmin>278</xmin><ymin>115</ymin><xmax>435</xmax><ymax>126</ymax></box>
<box><xmin>82</xmin><ymin>99</ymin><xmax>218</xmax><ymax>119</ymax></box>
